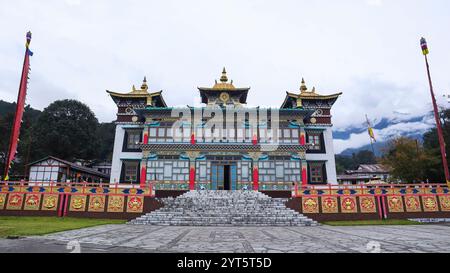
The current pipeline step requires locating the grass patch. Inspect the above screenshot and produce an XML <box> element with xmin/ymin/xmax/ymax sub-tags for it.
<box><xmin>323</xmin><ymin>219</ymin><xmax>423</xmax><ymax>226</ymax></box>
<box><xmin>0</xmin><ymin>216</ymin><xmax>126</xmax><ymax>238</ymax></box>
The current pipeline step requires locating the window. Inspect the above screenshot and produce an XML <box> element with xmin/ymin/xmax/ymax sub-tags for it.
<box><xmin>310</xmin><ymin>163</ymin><xmax>326</xmax><ymax>184</ymax></box>
<box><xmin>275</xmin><ymin>164</ymin><xmax>284</xmax><ymax>179</ymax></box>
<box><xmin>124</xmin><ymin>162</ymin><xmax>139</xmax><ymax>183</ymax></box>
<box><xmin>307</xmin><ymin>131</ymin><xmax>323</xmax><ymax>151</ymax></box>
<box><xmin>126</xmin><ymin>130</ymin><xmax>142</xmax><ymax>150</ymax></box>
<box><xmin>164</xmin><ymin>164</ymin><xmax>173</xmax><ymax>178</ymax></box>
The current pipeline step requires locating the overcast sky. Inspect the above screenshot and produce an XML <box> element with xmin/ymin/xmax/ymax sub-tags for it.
<box><xmin>1</xmin><ymin>0</ymin><xmax>449</xmax><ymax>152</ymax></box>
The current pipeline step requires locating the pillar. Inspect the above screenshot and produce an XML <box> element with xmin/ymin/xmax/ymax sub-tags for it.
<box><xmin>301</xmin><ymin>161</ymin><xmax>308</xmax><ymax>187</ymax></box>
<box><xmin>143</xmin><ymin>127</ymin><xmax>149</xmax><ymax>144</ymax></box>
<box><xmin>186</xmin><ymin>151</ymin><xmax>200</xmax><ymax>190</ymax></box>
<box><xmin>189</xmin><ymin>160</ymin><xmax>196</xmax><ymax>190</ymax></box>
<box><xmin>140</xmin><ymin>159</ymin><xmax>147</xmax><ymax>188</ymax></box>
<box><xmin>252</xmin><ymin>162</ymin><xmax>259</xmax><ymax>191</ymax></box>
<box><xmin>300</xmin><ymin>128</ymin><xmax>306</xmax><ymax>145</ymax></box>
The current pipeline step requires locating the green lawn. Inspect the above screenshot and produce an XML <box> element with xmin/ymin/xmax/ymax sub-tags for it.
<box><xmin>323</xmin><ymin>219</ymin><xmax>423</xmax><ymax>226</ymax></box>
<box><xmin>0</xmin><ymin>216</ymin><xmax>126</xmax><ymax>238</ymax></box>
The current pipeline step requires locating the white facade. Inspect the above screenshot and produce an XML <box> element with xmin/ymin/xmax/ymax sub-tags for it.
<box><xmin>110</xmin><ymin>124</ymin><xmax>142</xmax><ymax>184</ymax></box>
<box><xmin>305</xmin><ymin>127</ymin><xmax>338</xmax><ymax>185</ymax></box>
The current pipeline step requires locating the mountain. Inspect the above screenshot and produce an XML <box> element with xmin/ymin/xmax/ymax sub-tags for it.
<box><xmin>334</xmin><ymin>112</ymin><xmax>435</xmax><ymax>156</ymax></box>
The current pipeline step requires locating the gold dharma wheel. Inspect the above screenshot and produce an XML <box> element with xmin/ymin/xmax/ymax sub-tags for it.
<box><xmin>219</xmin><ymin>92</ymin><xmax>230</xmax><ymax>102</ymax></box>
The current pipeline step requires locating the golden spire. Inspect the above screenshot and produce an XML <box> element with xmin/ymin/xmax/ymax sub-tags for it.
<box><xmin>300</xmin><ymin>78</ymin><xmax>308</xmax><ymax>92</ymax></box>
<box><xmin>141</xmin><ymin>76</ymin><xmax>148</xmax><ymax>90</ymax></box>
<box><xmin>220</xmin><ymin>67</ymin><xmax>228</xmax><ymax>82</ymax></box>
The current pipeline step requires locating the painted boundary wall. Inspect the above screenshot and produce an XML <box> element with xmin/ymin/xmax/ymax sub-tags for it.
<box><xmin>287</xmin><ymin>183</ymin><xmax>450</xmax><ymax>222</ymax></box>
<box><xmin>0</xmin><ymin>182</ymin><xmax>162</xmax><ymax>220</ymax></box>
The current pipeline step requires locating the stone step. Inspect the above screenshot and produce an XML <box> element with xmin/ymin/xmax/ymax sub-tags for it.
<box><xmin>129</xmin><ymin>190</ymin><xmax>318</xmax><ymax>227</ymax></box>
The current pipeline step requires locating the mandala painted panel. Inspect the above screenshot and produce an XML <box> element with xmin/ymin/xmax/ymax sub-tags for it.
<box><xmin>321</xmin><ymin>196</ymin><xmax>338</xmax><ymax>213</ymax></box>
<box><xmin>340</xmin><ymin>196</ymin><xmax>357</xmax><ymax>213</ymax></box>
<box><xmin>69</xmin><ymin>195</ymin><xmax>87</xmax><ymax>212</ymax></box>
<box><xmin>127</xmin><ymin>196</ymin><xmax>144</xmax><ymax>213</ymax></box>
<box><xmin>41</xmin><ymin>194</ymin><xmax>59</xmax><ymax>211</ymax></box>
<box><xmin>302</xmin><ymin>197</ymin><xmax>319</xmax><ymax>214</ymax></box>
<box><xmin>404</xmin><ymin>196</ymin><xmax>422</xmax><ymax>212</ymax></box>
<box><xmin>24</xmin><ymin>194</ymin><xmax>41</xmax><ymax>210</ymax></box>
<box><xmin>387</xmin><ymin>196</ymin><xmax>404</xmax><ymax>213</ymax></box>
<box><xmin>6</xmin><ymin>193</ymin><xmax>24</xmax><ymax>210</ymax></box>
<box><xmin>0</xmin><ymin>193</ymin><xmax>6</xmax><ymax>210</ymax></box>
<box><xmin>359</xmin><ymin>196</ymin><xmax>377</xmax><ymax>213</ymax></box>
<box><xmin>88</xmin><ymin>195</ymin><xmax>106</xmax><ymax>212</ymax></box>
<box><xmin>438</xmin><ymin>195</ymin><xmax>450</xmax><ymax>212</ymax></box>
<box><xmin>107</xmin><ymin>195</ymin><xmax>125</xmax><ymax>213</ymax></box>
<box><xmin>422</xmin><ymin>196</ymin><xmax>438</xmax><ymax>212</ymax></box>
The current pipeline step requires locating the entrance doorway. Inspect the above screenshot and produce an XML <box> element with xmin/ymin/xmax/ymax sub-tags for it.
<box><xmin>211</xmin><ymin>163</ymin><xmax>236</xmax><ymax>190</ymax></box>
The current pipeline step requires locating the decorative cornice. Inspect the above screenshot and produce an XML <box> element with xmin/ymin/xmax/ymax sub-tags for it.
<box><xmin>140</xmin><ymin>143</ymin><xmax>308</xmax><ymax>153</ymax></box>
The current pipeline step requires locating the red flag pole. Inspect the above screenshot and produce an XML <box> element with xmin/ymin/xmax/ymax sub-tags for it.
<box><xmin>421</xmin><ymin>37</ymin><xmax>450</xmax><ymax>186</ymax></box>
<box><xmin>3</xmin><ymin>32</ymin><xmax>32</xmax><ymax>181</ymax></box>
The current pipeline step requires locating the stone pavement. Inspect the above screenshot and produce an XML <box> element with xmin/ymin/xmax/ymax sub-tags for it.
<box><xmin>1</xmin><ymin>224</ymin><xmax>450</xmax><ymax>253</ymax></box>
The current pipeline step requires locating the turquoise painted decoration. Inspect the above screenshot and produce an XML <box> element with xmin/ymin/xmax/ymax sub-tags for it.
<box><xmin>179</xmin><ymin>154</ymin><xmax>190</xmax><ymax>160</ymax></box>
<box><xmin>289</xmin><ymin>121</ymin><xmax>301</xmax><ymax>128</ymax></box>
<box><xmin>148</xmin><ymin>121</ymin><xmax>160</xmax><ymax>127</ymax></box>
<box><xmin>196</xmin><ymin>154</ymin><xmax>206</xmax><ymax>161</ymax></box>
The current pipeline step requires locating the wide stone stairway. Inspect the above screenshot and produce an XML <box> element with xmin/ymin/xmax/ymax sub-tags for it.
<box><xmin>129</xmin><ymin>190</ymin><xmax>318</xmax><ymax>226</ymax></box>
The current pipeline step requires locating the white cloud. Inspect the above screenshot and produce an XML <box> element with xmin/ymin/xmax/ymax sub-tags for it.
<box><xmin>333</xmin><ymin>114</ymin><xmax>435</xmax><ymax>154</ymax></box>
<box><xmin>0</xmin><ymin>0</ymin><xmax>449</xmax><ymax>129</ymax></box>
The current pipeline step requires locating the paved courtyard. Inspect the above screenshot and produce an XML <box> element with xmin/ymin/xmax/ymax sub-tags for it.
<box><xmin>1</xmin><ymin>224</ymin><xmax>450</xmax><ymax>253</ymax></box>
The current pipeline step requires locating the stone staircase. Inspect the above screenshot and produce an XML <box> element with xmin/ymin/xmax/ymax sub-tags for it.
<box><xmin>129</xmin><ymin>190</ymin><xmax>318</xmax><ymax>226</ymax></box>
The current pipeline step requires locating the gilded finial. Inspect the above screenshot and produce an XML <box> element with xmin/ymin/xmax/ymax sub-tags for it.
<box><xmin>141</xmin><ymin>76</ymin><xmax>148</xmax><ymax>90</ymax></box>
<box><xmin>312</xmin><ymin>87</ymin><xmax>316</xmax><ymax>93</ymax></box>
<box><xmin>220</xmin><ymin>67</ymin><xmax>228</xmax><ymax>82</ymax></box>
<box><xmin>132</xmin><ymin>85</ymin><xmax>137</xmax><ymax>91</ymax></box>
<box><xmin>300</xmin><ymin>78</ymin><xmax>307</xmax><ymax>92</ymax></box>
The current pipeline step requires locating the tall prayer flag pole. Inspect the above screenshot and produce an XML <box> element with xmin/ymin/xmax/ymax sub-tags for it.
<box><xmin>3</xmin><ymin>31</ymin><xmax>33</xmax><ymax>181</ymax></box>
<box><xmin>420</xmin><ymin>37</ymin><xmax>450</xmax><ymax>186</ymax></box>
<box><xmin>366</xmin><ymin>114</ymin><xmax>376</xmax><ymax>155</ymax></box>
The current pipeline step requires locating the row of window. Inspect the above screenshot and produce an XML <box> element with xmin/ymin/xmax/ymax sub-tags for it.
<box><xmin>124</xmin><ymin>128</ymin><xmax>324</xmax><ymax>149</ymax></box>
<box><xmin>119</xmin><ymin>160</ymin><xmax>327</xmax><ymax>184</ymax></box>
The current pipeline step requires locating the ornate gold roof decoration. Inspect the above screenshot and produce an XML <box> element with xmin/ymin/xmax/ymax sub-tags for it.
<box><xmin>106</xmin><ymin>76</ymin><xmax>167</xmax><ymax>106</ymax></box>
<box><xmin>289</xmin><ymin>78</ymin><xmax>342</xmax><ymax>99</ymax></box>
<box><xmin>212</xmin><ymin>67</ymin><xmax>236</xmax><ymax>90</ymax></box>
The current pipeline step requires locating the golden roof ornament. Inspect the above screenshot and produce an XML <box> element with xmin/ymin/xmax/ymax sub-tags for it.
<box><xmin>211</xmin><ymin>67</ymin><xmax>236</xmax><ymax>90</ymax></box>
<box><xmin>300</xmin><ymin>78</ymin><xmax>308</xmax><ymax>92</ymax></box>
<box><xmin>220</xmin><ymin>67</ymin><xmax>228</xmax><ymax>82</ymax></box>
<box><xmin>141</xmin><ymin>76</ymin><xmax>148</xmax><ymax>91</ymax></box>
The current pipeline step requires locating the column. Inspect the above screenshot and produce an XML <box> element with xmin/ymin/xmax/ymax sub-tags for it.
<box><xmin>299</xmin><ymin>151</ymin><xmax>308</xmax><ymax>187</ymax></box>
<box><xmin>186</xmin><ymin>151</ymin><xmax>200</xmax><ymax>190</ymax></box>
<box><xmin>301</xmin><ymin>161</ymin><xmax>308</xmax><ymax>187</ymax></box>
<box><xmin>249</xmin><ymin>152</ymin><xmax>262</xmax><ymax>191</ymax></box>
<box><xmin>143</xmin><ymin>127</ymin><xmax>149</xmax><ymax>144</ymax></box>
<box><xmin>189</xmin><ymin>160</ymin><xmax>196</xmax><ymax>190</ymax></box>
<box><xmin>252</xmin><ymin>161</ymin><xmax>259</xmax><ymax>191</ymax></box>
<box><xmin>140</xmin><ymin>152</ymin><xmax>149</xmax><ymax>188</ymax></box>
<box><xmin>299</xmin><ymin>128</ymin><xmax>306</xmax><ymax>145</ymax></box>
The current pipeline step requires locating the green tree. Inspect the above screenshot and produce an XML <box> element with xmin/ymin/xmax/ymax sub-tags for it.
<box><xmin>423</xmin><ymin>109</ymin><xmax>450</xmax><ymax>182</ymax></box>
<box><xmin>335</xmin><ymin>150</ymin><xmax>377</xmax><ymax>174</ymax></box>
<box><xmin>381</xmin><ymin>137</ymin><xmax>438</xmax><ymax>183</ymax></box>
<box><xmin>96</xmin><ymin>122</ymin><xmax>115</xmax><ymax>161</ymax></box>
<box><xmin>0</xmin><ymin>105</ymin><xmax>41</xmax><ymax>179</ymax></box>
<box><xmin>31</xmin><ymin>100</ymin><xmax>100</xmax><ymax>162</ymax></box>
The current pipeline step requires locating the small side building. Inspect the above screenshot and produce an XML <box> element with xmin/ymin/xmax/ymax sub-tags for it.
<box><xmin>27</xmin><ymin>156</ymin><xmax>110</xmax><ymax>183</ymax></box>
<box><xmin>337</xmin><ymin>164</ymin><xmax>390</xmax><ymax>185</ymax></box>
